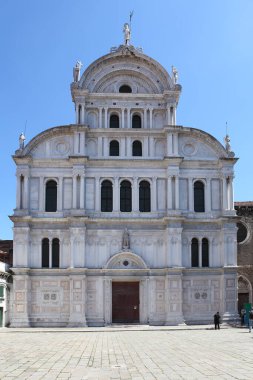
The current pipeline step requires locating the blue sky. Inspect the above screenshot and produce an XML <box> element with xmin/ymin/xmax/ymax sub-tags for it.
<box><xmin>1</xmin><ymin>0</ymin><xmax>253</xmax><ymax>239</ymax></box>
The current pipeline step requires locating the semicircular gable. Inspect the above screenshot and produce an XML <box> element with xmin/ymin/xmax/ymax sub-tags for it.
<box><xmin>19</xmin><ymin>126</ymin><xmax>75</xmax><ymax>158</ymax></box>
<box><xmin>179</xmin><ymin>128</ymin><xmax>229</xmax><ymax>159</ymax></box>
<box><xmin>79</xmin><ymin>49</ymin><xmax>173</xmax><ymax>94</ymax></box>
<box><xmin>104</xmin><ymin>251</ymin><xmax>148</xmax><ymax>269</ymax></box>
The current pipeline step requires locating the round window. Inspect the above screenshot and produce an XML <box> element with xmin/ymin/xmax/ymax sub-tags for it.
<box><xmin>237</xmin><ymin>222</ymin><xmax>248</xmax><ymax>243</ymax></box>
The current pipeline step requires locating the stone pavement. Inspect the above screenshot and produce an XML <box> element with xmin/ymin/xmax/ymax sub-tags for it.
<box><xmin>1</xmin><ymin>325</ymin><xmax>253</xmax><ymax>380</ymax></box>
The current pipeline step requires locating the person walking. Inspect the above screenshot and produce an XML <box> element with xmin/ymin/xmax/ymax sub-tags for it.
<box><xmin>240</xmin><ymin>308</ymin><xmax>246</xmax><ymax>326</ymax></box>
<box><xmin>248</xmin><ymin>309</ymin><xmax>253</xmax><ymax>332</ymax></box>
<box><xmin>214</xmin><ymin>312</ymin><xmax>221</xmax><ymax>330</ymax></box>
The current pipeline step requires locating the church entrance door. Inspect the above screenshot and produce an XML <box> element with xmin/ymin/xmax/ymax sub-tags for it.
<box><xmin>112</xmin><ymin>282</ymin><xmax>139</xmax><ymax>323</ymax></box>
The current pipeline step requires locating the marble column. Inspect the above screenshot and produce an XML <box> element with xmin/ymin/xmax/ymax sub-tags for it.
<box><xmin>149</xmin><ymin>108</ymin><xmax>153</xmax><ymax>129</ymax></box>
<box><xmin>121</xmin><ymin>108</ymin><xmax>125</xmax><ymax>129</ymax></box>
<box><xmin>104</xmin><ymin>107</ymin><xmax>108</xmax><ymax>128</ymax></box>
<box><xmin>198</xmin><ymin>239</ymin><xmax>202</xmax><ymax>267</ymax></box>
<box><xmin>95</xmin><ymin>177</ymin><xmax>100</xmax><ymax>211</ymax></box>
<box><xmin>206</xmin><ymin>178</ymin><xmax>211</xmax><ymax>212</ymax></box>
<box><xmin>113</xmin><ymin>177</ymin><xmax>119</xmax><ymax>211</ymax></box>
<box><xmin>133</xmin><ymin>177</ymin><xmax>138</xmax><ymax>211</ymax></box>
<box><xmin>72</xmin><ymin>176</ymin><xmax>77</xmax><ymax>209</ymax></box>
<box><xmin>39</xmin><ymin>176</ymin><xmax>44</xmax><ymax>211</ymax></box>
<box><xmin>188</xmin><ymin>178</ymin><xmax>193</xmax><ymax>211</ymax></box>
<box><xmin>81</xmin><ymin>105</ymin><xmax>85</xmax><ymax>124</ymax></box>
<box><xmin>16</xmin><ymin>174</ymin><xmax>21</xmax><ymax>209</ymax></box>
<box><xmin>127</xmin><ymin>108</ymin><xmax>131</xmax><ymax>128</ymax></box>
<box><xmin>144</xmin><ymin>108</ymin><xmax>147</xmax><ymax>129</ymax></box>
<box><xmin>167</xmin><ymin>176</ymin><xmax>173</xmax><ymax>210</ymax></box>
<box><xmin>58</xmin><ymin>177</ymin><xmax>63</xmax><ymax>211</ymax></box>
<box><xmin>49</xmin><ymin>238</ymin><xmax>52</xmax><ymax>268</ymax></box>
<box><xmin>152</xmin><ymin>177</ymin><xmax>157</xmax><ymax>212</ymax></box>
<box><xmin>24</xmin><ymin>175</ymin><xmax>29</xmax><ymax>210</ymax></box>
<box><xmin>99</xmin><ymin>107</ymin><xmax>103</xmax><ymax>128</ymax></box>
<box><xmin>222</xmin><ymin>177</ymin><xmax>228</xmax><ymax>210</ymax></box>
<box><xmin>80</xmin><ymin>175</ymin><xmax>85</xmax><ymax>209</ymax></box>
<box><xmin>175</xmin><ymin>176</ymin><xmax>179</xmax><ymax>210</ymax></box>
<box><xmin>75</xmin><ymin>103</ymin><xmax>79</xmax><ymax>124</ymax></box>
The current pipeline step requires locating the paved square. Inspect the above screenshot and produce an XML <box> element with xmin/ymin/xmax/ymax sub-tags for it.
<box><xmin>1</xmin><ymin>326</ymin><xmax>253</xmax><ymax>379</ymax></box>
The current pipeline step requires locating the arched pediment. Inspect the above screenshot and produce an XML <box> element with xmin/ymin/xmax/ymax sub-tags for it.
<box><xmin>104</xmin><ymin>251</ymin><xmax>148</xmax><ymax>270</ymax></box>
<box><xmin>178</xmin><ymin>128</ymin><xmax>234</xmax><ymax>160</ymax></box>
<box><xmin>79</xmin><ymin>48</ymin><xmax>174</xmax><ymax>94</ymax></box>
<box><xmin>238</xmin><ymin>275</ymin><xmax>252</xmax><ymax>293</ymax></box>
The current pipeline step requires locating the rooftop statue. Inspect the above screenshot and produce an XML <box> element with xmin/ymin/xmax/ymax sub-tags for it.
<box><xmin>73</xmin><ymin>60</ymin><xmax>83</xmax><ymax>82</ymax></box>
<box><xmin>19</xmin><ymin>132</ymin><xmax>25</xmax><ymax>150</ymax></box>
<box><xmin>172</xmin><ymin>66</ymin><xmax>178</xmax><ymax>84</ymax></box>
<box><xmin>123</xmin><ymin>23</ymin><xmax>131</xmax><ymax>45</ymax></box>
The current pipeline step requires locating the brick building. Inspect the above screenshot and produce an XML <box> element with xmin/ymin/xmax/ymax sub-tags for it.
<box><xmin>235</xmin><ymin>202</ymin><xmax>253</xmax><ymax>312</ymax></box>
<box><xmin>0</xmin><ymin>240</ymin><xmax>12</xmax><ymax>327</ymax></box>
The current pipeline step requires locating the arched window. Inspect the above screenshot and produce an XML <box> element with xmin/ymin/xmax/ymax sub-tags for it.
<box><xmin>119</xmin><ymin>85</ymin><xmax>132</xmax><ymax>93</ymax></box>
<box><xmin>110</xmin><ymin>114</ymin><xmax>119</xmax><ymax>128</ymax></box>
<box><xmin>110</xmin><ymin>140</ymin><xmax>119</xmax><ymax>156</ymax></box>
<box><xmin>42</xmin><ymin>238</ymin><xmax>49</xmax><ymax>268</ymax></box>
<box><xmin>194</xmin><ymin>181</ymin><xmax>205</xmax><ymax>212</ymax></box>
<box><xmin>139</xmin><ymin>181</ymin><xmax>151</xmax><ymax>212</ymax></box>
<box><xmin>120</xmin><ymin>180</ymin><xmax>132</xmax><ymax>212</ymax></box>
<box><xmin>132</xmin><ymin>141</ymin><xmax>142</xmax><ymax>156</ymax></box>
<box><xmin>78</xmin><ymin>105</ymin><xmax>82</xmax><ymax>124</ymax></box>
<box><xmin>52</xmin><ymin>238</ymin><xmax>60</xmax><ymax>268</ymax></box>
<box><xmin>202</xmin><ymin>238</ymin><xmax>209</xmax><ymax>267</ymax></box>
<box><xmin>45</xmin><ymin>180</ymin><xmax>57</xmax><ymax>212</ymax></box>
<box><xmin>132</xmin><ymin>114</ymin><xmax>142</xmax><ymax>128</ymax></box>
<box><xmin>101</xmin><ymin>180</ymin><xmax>113</xmax><ymax>212</ymax></box>
<box><xmin>0</xmin><ymin>285</ymin><xmax>4</xmax><ymax>299</ymax></box>
<box><xmin>191</xmin><ymin>238</ymin><xmax>199</xmax><ymax>267</ymax></box>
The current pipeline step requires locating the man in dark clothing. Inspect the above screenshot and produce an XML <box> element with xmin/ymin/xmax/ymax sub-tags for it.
<box><xmin>214</xmin><ymin>312</ymin><xmax>221</xmax><ymax>330</ymax></box>
<box><xmin>249</xmin><ymin>309</ymin><xmax>253</xmax><ymax>332</ymax></box>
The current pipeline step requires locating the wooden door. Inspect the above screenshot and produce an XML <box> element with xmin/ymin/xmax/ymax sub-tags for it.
<box><xmin>238</xmin><ymin>293</ymin><xmax>249</xmax><ymax>312</ymax></box>
<box><xmin>112</xmin><ymin>282</ymin><xmax>139</xmax><ymax>323</ymax></box>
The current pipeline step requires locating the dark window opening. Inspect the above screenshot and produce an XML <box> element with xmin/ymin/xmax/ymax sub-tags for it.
<box><xmin>42</xmin><ymin>238</ymin><xmax>49</xmax><ymax>268</ymax></box>
<box><xmin>132</xmin><ymin>114</ymin><xmax>142</xmax><ymax>128</ymax></box>
<box><xmin>237</xmin><ymin>222</ymin><xmax>248</xmax><ymax>243</ymax></box>
<box><xmin>132</xmin><ymin>141</ymin><xmax>142</xmax><ymax>156</ymax></box>
<box><xmin>0</xmin><ymin>286</ymin><xmax>4</xmax><ymax>299</ymax></box>
<box><xmin>45</xmin><ymin>180</ymin><xmax>57</xmax><ymax>212</ymax></box>
<box><xmin>202</xmin><ymin>238</ymin><xmax>209</xmax><ymax>267</ymax></box>
<box><xmin>52</xmin><ymin>238</ymin><xmax>60</xmax><ymax>268</ymax></box>
<box><xmin>78</xmin><ymin>105</ymin><xmax>81</xmax><ymax>124</ymax></box>
<box><xmin>110</xmin><ymin>140</ymin><xmax>119</xmax><ymax>156</ymax></box>
<box><xmin>110</xmin><ymin>114</ymin><xmax>119</xmax><ymax>128</ymax></box>
<box><xmin>101</xmin><ymin>180</ymin><xmax>113</xmax><ymax>212</ymax></box>
<box><xmin>119</xmin><ymin>85</ymin><xmax>132</xmax><ymax>93</ymax></box>
<box><xmin>191</xmin><ymin>238</ymin><xmax>199</xmax><ymax>267</ymax></box>
<box><xmin>120</xmin><ymin>180</ymin><xmax>132</xmax><ymax>212</ymax></box>
<box><xmin>194</xmin><ymin>181</ymin><xmax>205</xmax><ymax>212</ymax></box>
<box><xmin>139</xmin><ymin>181</ymin><xmax>151</xmax><ymax>212</ymax></box>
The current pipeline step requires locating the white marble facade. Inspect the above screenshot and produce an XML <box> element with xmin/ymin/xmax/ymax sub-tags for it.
<box><xmin>10</xmin><ymin>41</ymin><xmax>238</xmax><ymax>327</ymax></box>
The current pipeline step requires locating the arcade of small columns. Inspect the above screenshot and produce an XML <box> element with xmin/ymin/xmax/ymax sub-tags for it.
<box><xmin>75</xmin><ymin>104</ymin><xmax>177</xmax><ymax>127</ymax></box>
<box><xmin>15</xmin><ymin>169</ymin><xmax>234</xmax><ymax>214</ymax></box>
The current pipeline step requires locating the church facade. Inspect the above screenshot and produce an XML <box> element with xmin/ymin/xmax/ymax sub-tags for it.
<box><xmin>10</xmin><ymin>30</ymin><xmax>238</xmax><ymax>327</ymax></box>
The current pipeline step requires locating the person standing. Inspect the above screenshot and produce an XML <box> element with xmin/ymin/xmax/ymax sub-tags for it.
<box><xmin>240</xmin><ymin>308</ymin><xmax>246</xmax><ymax>326</ymax></box>
<box><xmin>214</xmin><ymin>312</ymin><xmax>221</xmax><ymax>330</ymax></box>
<box><xmin>248</xmin><ymin>309</ymin><xmax>253</xmax><ymax>332</ymax></box>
